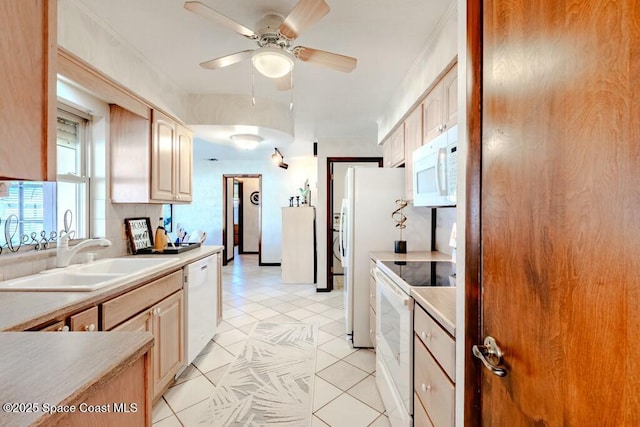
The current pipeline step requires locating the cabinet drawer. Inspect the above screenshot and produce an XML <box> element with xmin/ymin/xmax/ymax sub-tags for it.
<box><xmin>70</xmin><ymin>306</ymin><xmax>99</xmax><ymax>332</ymax></box>
<box><xmin>34</xmin><ymin>320</ymin><xmax>67</xmax><ymax>332</ymax></box>
<box><xmin>414</xmin><ymin>393</ymin><xmax>435</xmax><ymax>427</ymax></box>
<box><xmin>414</xmin><ymin>305</ymin><xmax>455</xmax><ymax>381</ymax></box>
<box><xmin>414</xmin><ymin>337</ymin><xmax>454</xmax><ymax>427</ymax></box>
<box><xmin>369</xmin><ymin>306</ymin><xmax>376</xmax><ymax>348</ymax></box>
<box><xmin>102</xmin><ymin>270</ymin><xmax>182</xmax><ymax>330</ymax></box>
<box><xmin>369</xmin><ymin>277</ymin><xmax>376</xmax><ymax>311</ymax></box>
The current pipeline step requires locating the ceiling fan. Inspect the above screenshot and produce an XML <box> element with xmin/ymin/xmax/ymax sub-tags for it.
<box><xmin>184</xmin><ymin>0</ymin><xmax>357</xmax><ymax>89</ymax></box>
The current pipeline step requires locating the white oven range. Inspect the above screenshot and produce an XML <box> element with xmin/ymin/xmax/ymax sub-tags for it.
<box><xmin>374</xmin><ymin>260</ymin><xmax>455</xmax><ymax>427</ymax></box>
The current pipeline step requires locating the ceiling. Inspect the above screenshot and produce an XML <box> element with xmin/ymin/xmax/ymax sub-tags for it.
<box><xmin>74</xmin><ymin>0</ymin><xmax>453</xmax><ymax>158</ymax></box>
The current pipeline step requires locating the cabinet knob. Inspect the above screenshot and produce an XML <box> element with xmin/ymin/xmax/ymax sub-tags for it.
<box><xmin>84</xmin><ymin>324</ymin><xmax>96</xmax><ymax>332</ymax></box>
<box><xmin>421</xmin><ymin>331</ymin><xmax>432</xmax><ymax>340</ymax></box>
<box><xmin>156</xmin><ymin>307</ymin><xmax>161</xmax><ymax>316</ymax></box>
<box><xmin>421</xmin><ymin>383</ymin><xmax>431</xmax><ymax>393</ymax></box>
<box><xmin>57</xmin><ymin>325</ymin><xmax>70</xmax><ymax>332</ymax></box>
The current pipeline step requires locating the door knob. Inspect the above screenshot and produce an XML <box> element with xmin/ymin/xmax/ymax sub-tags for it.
<box><xmin>472</xmin><ymin>336</ymin><xmax>507</xmax><ymax>377</ymax></box>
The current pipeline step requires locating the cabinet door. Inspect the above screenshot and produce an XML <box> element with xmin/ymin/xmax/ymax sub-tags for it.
<box><xmin>403</xmin><ymin>104</ymin><xmax>424</xmax><ymax>200</ymax></box>
<box><xmin>0</xmin><ymin>0</ymin><xmax>56</xmax><ymax>181</ymax></box>
<box><xmin>423</xmin><ymin>85</ymin><xmax>444</xmax><ymax>143</ymax></box>
<box><xmin>151</xmin><ymin>110</ymin><xmax>176</xmax><ymax>201</ymax></box>
<box><xmin>153</xmin><ymin>291</ymin><xmax>184</xmax><ymax>397</ymax></box>
<box><xmin>383</xmin><ymin>138</ymin><xmax>393</xmax><ymax>167</ymax></box>
<box><xmin>175</xmin><ymin>124</ymin><xmax>193</xmax><ymax>203</ymax></box>
<box><xmin>391</xmin><ymin>124</ymin><xmax>405</xmax><ymax>167</ymax></box>
<box><xmin>442</xmin><ymin>64</ymin><xmax>458</xmax><ymax>131</ymax></box>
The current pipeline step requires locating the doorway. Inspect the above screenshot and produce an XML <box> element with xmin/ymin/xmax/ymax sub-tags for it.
<box><xmin>222</xmin><ymin>174</ymin><xmax>262</xmax><ymax>266</ymax></box>
<box><xmin>325</xmin><ymin>157</ymin><xmax>382</xmax><ymax>290</ymax></box>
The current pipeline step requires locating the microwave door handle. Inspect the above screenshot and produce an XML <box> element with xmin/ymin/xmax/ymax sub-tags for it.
<box><xmin>435</xmin><ymin>147</ymin><xmax>446</xmax><ymax>196</ymax></box>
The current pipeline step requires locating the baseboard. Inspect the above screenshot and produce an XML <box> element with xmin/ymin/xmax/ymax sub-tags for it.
<box><xmin>259</xmin><ymin>262</ymin><xmax>281</xmax><ymax>266</ymax></box>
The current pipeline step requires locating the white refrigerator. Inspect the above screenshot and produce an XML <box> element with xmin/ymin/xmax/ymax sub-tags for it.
<box><xmin>340</xmin><ymin>167</ymin><xmax>405</xmax><ymax>348</ymax></box>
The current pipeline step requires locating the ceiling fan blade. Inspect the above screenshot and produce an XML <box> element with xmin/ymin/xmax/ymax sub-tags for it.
<box><xmin>279</xmin><ymin>0</ymin><xmax>329</xmax><ymax>40</ymax></box>
<box><xmin>295</xmin><ymin>47</ymin><xmax>357</xmax><ymax>73</ymax></box>
<box><xmin>200</xmin><ymin>50</ymin><xmax>254</xmax><ymax>70</ymax></box>
<box><xmin>274</xmin><ymin>73</ymin><xmax>293</xmax><ymax>91</ymax></box>
<box><xmin>184</xmin><ymin>1</ymin><xmax>257</xmax><ymax>39</ymax></box>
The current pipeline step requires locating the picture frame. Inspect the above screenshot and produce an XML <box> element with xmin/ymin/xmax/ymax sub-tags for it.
<box><xmin>124</xmin><ymin>217</ymin><xmax>153</xmax><ymax>254</ymax></box>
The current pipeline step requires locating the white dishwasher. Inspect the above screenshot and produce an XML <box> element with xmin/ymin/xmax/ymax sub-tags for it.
<box><xmin>184</xmin><ymin>253</ymin><xmax>218</xmax><ymax>366</ymax></box>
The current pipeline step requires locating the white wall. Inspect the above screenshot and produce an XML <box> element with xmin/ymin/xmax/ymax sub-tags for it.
<box><xmin>173</xmin><ymin>140</ymin><xmax>317</xmax><ymax>264</ymax></box>
<box><xmin>58</xmin><ymin>0</ymin><xmax>188</xmax><ymax>120</ymax></box>
<box><xmin>241</xmin><ymin>178</ymin><xmax>260</xmax><ymax>252</ymax></box>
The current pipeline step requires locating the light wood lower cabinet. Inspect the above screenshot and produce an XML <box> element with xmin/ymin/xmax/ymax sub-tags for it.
<box><xmin>414</xmin><ymin>304</ymin><xmax>455</xmax><ymax>427</ymax></box>
<box><xmin>57</xmin><ymin>355</ymin><xmax>151</xmax><ymax>427</ymax></box>
<box><xmin>112</xmin><ymin>290</ymin><xmax>183</xmax><ymax>402</ymax></box>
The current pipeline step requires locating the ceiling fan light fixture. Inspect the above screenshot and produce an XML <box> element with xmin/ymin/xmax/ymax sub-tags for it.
<box><xmin>252</xmin><ymin>47</ymin><xmax>294</xmax><ymax>78</ymax></box>
<box><xmin>231</xmin><ymin>133</ymin><xmax>263</xmax><ymax>150</ymax></box>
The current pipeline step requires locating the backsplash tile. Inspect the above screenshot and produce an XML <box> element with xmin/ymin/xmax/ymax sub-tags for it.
<box><xmin>0</xmin><ymin>202</ymin><xmax>162</xmax><ymax>282</ymax></box>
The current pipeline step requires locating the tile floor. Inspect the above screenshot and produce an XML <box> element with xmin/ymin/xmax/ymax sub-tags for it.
<box><xmin>152</xmin><ymin>254</ymin><xmax>390</xmax><ymax>427</ymax></box>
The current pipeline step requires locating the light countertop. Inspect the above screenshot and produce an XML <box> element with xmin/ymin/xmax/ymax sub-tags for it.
<box><xmin>371</xmin><ymin>251</ymin><xmax>456</xmax><ymax>336</ymax></box>
<box><xmin>0</xmin><ymin>331</ymin><xmax>153</xmax><ymax>427</ymax></box>
<box><xmin>0</xmin><ymin>245</ymin><xmax>223</xmax><ymax>331</ymax></box>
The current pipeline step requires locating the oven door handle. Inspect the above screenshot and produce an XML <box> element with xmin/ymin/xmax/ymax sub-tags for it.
<box><xmin>375</xmin><ymin>269</ymin><xmax>412</xmax><ymax>306</ymax></box>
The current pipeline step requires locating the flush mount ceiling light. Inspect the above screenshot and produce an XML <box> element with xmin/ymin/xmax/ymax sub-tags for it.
<box><xmin>271</xmin><ymin>147</ymin><xmax>289</xmax><ymax>169</ymax></box>
<box><xmin>231</xmin><ymin>134</ymin><xmax>263</xmax><ymax>150</ymax></box>
<box><xmin>251</xmin><ymin>47</ymin><xmax>295</xmax><ymax>79</ymax></box>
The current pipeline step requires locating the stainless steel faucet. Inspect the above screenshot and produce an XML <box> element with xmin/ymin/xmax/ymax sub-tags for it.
<box><xmin>56</xmin><ymin>234</ymin><xmax>112</xmax><ymax>268</ymax></box>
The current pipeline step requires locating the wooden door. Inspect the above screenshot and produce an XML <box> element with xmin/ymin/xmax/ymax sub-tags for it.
<box><xmin>175</xmin><ymin>124</ymin><xmax>193</xmax><ymax>203</ymax></box>
<box><xmin>473</xmin><ymin>0</ymin><xmax>640</xmax><ymax>425</ymax></box>
<box><xmin>151</xmin><ymin>110</ymin><xmax>176</xmax><ymax>201</ymax></box>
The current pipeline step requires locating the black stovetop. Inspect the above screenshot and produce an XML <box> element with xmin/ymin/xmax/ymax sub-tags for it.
<box><xmin>379</xmin><ymin>261</ymin><xmax>455</xmax><ymax>287</ymax></box>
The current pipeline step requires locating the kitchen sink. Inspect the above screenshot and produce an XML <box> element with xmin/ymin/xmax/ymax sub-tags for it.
<box><xmin>0</xmin><ymin>257</ymin><xmax>180</xmax><ymax>292</ymax></box>
<box><xmin>0</xmin><ymin>272</ymin><xmax>123</xmax><ymax>292</ymax></box>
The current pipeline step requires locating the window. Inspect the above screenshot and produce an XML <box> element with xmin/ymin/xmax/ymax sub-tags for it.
<box><xmin>56</xmin><ymin>108</ymin><xmax>90</xmax><ymax>239</ymax></box>
<box><xmin>0</xmin><ymin>107</ymin><xmax>90</xmax><ymax>248</ymax></box>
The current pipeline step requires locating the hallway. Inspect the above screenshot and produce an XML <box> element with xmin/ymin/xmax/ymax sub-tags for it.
<box><xmin>153</xmin><ymin>254</ymin><xmax>390</xmax><ymax>426</ymax></box>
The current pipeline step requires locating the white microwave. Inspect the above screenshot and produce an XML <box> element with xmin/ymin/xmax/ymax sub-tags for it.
<box><xmin>412</xmin><ymin>125</ymin><xmax>457</xmax><ymax>207</ymax></box>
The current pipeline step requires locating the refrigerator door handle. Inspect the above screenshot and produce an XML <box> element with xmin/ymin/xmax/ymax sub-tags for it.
<box><xmin>338</xmin><ymin>198</ymin><xmax>347</xmax><ymax>267</ymax></box>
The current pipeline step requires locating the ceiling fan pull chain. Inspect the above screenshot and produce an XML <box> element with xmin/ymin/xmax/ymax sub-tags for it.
<box><xmin>289</xmin><ymin>71</ymin><xmax>294</xmax><ymax>111</ymax></box>
<box><xmin>251</xmin><ymin>66</ymin><xmax>256</xmax><ymax>106</ymax></box>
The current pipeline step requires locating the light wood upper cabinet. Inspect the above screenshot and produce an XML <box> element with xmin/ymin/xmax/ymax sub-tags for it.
<box><xmin>175</xmin><ymin>124</ymin><xmax>193</xmax><ymax>203</ymax></box>
<box><xmin>403</xmin><ymin>104</ymin><xmax>424</xmax><ymax>201</ymax></box>
<box><xmin>151</xmin><ymin>110</ymin><xmax>177</xmax><ymax>201</ymax></box>
<box><xmin>442</xmin><ymin>66</ymin><xmax>458</xmax><ymax>130</ymax></box>
<box><xmin>423</xmin><ymin>63</ymin><xmax>458</xmax><ymax>144</ymax></box>
<box><xmin>383</xmin><ymin>124</ymin><xmax>405</xmax><ymax>168</ymax></box>
<box><xmin>110</xmin><ymin>105</ymin><xmax>193</xmax><ymax>203</ymax></box>
<box><xmin>0</xmin><ymin>0</ymin><xmax>56</xmax><ymax>181</ymax></box>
